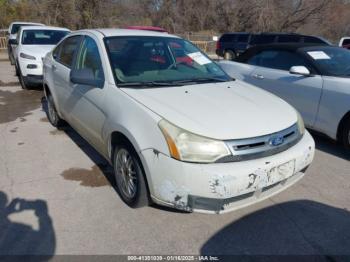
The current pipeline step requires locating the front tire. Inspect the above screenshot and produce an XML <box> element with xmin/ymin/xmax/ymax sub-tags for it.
<box><xmin>18</xmin><ymin>65</ymin><xmax>29</xmax><ymax>90</ymax></box>
<box><xmin>9</xmin><ymin>48</ymin><xmax>15</xmax><ymax>65</ymax></box>
<box><xmin>46</xmin><ymin>93</ymin><xmax>64</xmax><ymax>128</ymax></box>
<box><xmin>113</xmin><ymin>144</ymin><xmax>149</xmax><ymax>208</ymax></box>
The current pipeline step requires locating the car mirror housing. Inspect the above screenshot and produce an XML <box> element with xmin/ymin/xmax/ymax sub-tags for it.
<box><xmin>289</xmin><ymin>66</ymin><xmax>311</xmax><ymax>76</ymax></box>
<box><xmin>8</xmin><ymin>39</ymin><xmax>18</xmax><ymax>45</ymax></box>
<box><xmin>70</xmin><ymin>68</ymin><xmax>104</xmax><ymax>88</ymax></box>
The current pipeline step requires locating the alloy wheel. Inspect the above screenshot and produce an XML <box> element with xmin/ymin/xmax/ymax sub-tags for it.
<box><xmin>115</xmin><ymin>148</ymin><xmax>138</xmax><ymax>200</ymax></box>
<box><xmin>47</xmin><ymin>96</ymin><xmax>57</xmax><ymax>124</ymax></box>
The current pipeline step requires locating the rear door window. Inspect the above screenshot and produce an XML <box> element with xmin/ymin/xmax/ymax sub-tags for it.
<box><xmin>220</xmin><ymin>34</ymin><xmax>236</xmax><ymax>42</ymax></box>
<box><xmin>303</xmin><ymin>36</ymin><xmax>326</xmax><ymax>44</ymax></box>
<box><xmin>247</xmin><ymin>50</ymin><xmax>310</xmax><ymax>71</ymax></box>
<box><xmin>57</xmin><ymin>36</ymin><xmax>82</xmax><ymax>68</ymax></box>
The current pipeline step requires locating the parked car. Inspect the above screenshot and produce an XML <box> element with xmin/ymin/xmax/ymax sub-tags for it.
<box><xmin>216</xmin><ymin>32</ymin><xmax>331</xmax><ymax>60</ymax></box>
<box><xmin>7</xmin><ymin>21</ymin><xmax>44</xmax><ymax>65</ymax></box>
<box><xmin>12</xmin><ymin>26</ymin><xmax>70</xmax><ymax>89</ymax></box>
<box><xmin>43</xmin><ymin>29</ymin><xmax>314</xmax><ymax>214</ymax></box>
<box><xmin>219</xmin><ymin>44</ymin><xmax>350</xmax><ymax>149</ymax></box>
<box><xmin>123</xmin><ymin>26</ymin><xmax>168</xmax><ymax>33</ymax></box>
<box><xmin>339</xmin><ymin>37</ymin><xmax>350</xmax><ymax>49</ymax></box>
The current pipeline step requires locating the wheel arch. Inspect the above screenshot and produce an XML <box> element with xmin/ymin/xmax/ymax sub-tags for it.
<box><xmin>109</xmin><ymin>130</ymin><xmax>153</xmax><ymax>198</ymax></box>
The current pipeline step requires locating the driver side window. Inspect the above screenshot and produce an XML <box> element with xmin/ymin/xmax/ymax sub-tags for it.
<box><xmin>76</xmin><ymin>36</ymin><xmax>104</xmax><ymax>82</ymax></box>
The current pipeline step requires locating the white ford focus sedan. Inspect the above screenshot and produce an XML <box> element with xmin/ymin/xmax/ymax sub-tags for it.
<box><xmin>43</xmin><ymin>29</ymin><xmax>315</xmax><ymax>214</ymax></box>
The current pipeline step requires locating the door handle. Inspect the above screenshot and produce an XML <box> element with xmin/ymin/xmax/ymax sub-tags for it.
<box><xmin>51</xmin><ymin>64</ymin><xmax>57</xmax><ymax>71</ymax></box>
<box><xmin>252</xmin><ymin>74</ymin><xmax>264</xmax><ymax>80</ymax></box>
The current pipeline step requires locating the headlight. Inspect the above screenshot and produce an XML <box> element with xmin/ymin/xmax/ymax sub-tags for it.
<box><xmin>158</xmin><ymin>119</ymin><xmax>231</xmax><ymax>163</ymax></box>
<box><xmin>20</xmin><ymin>52</ymin><xmax>36</xmax><ymax>60</ymax></box>
<box><xmin>296</xmin><ymin>110</ymin><xmax>305</xmax><ymax>135</ymax></box>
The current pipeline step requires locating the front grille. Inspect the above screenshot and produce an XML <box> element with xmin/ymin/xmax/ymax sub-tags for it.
<box><xmin>217</xmin><ymin>124</ymin><xmax>302</xmax><ymax>163</ymax></box>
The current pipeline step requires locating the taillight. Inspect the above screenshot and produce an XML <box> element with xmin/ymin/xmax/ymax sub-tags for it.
<box><xmin>216</xmin><ymin>41</ymin><xmax>221</xmax><ymax>49</ymax></box>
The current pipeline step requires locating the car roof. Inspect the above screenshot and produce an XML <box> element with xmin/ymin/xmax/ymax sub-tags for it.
<box><xmin>123</xmin><ymin>26</ymin><xmax>168</xmax><ymax>33</ymax></box>
<box><xmin>222</xmin><ymin>32</ymin><xmax>250</xmax><ymax>35</ymax></box>
<box><xmin>76</xmin><ymin>28</ymin><xmax>179</xmax><ymax>38</ymax></box>
<box><xmin>19</xmin><ymin>25</ymin><xmax>70</xmax><ymax>31</ymax></box>
<box><xmin>237</xmin><ymin>43</ymin><xmax>333</xmax><ymax>61</ymax></box>
<box><xmin>246</xmin><ymin>43</ymin><xmax>330</xmax><ymax>52</ymax></box>
<box><xmin>11</xmin><ymin>22</ymin><xmax>44</xmax><ymax>26</ymax></box>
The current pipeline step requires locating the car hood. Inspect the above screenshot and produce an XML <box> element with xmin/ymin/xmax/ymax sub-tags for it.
<box><xmin>20</xmin><ymin>45</ymin><xmax>56</xmax><ymax>60</ymax></box>
<box><xmin>121</xmin><ymin>81</ymin><xmax>298</xmax><ymax>140</ymax></box>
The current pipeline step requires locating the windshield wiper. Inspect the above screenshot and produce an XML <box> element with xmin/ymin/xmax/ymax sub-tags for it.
<box><xmin>193</xmin><ymin>77</ymin><xmax>233</xmax><ymax>83</ymax></box>
<box><xmin>172</xmin><ymin>77</ymin><xmax>233</xmax><ymax>85</ymax></box>
<box><xmin>118</xmin><ymin>81</ymin><xmax>183</xmax><ymax>87</ymax></box>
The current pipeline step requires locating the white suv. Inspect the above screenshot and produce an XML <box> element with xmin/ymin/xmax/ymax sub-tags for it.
<box><xmin>13</xmin><ymin>26</ymin><xmax>70</xmax><ymax>89</ymax></box>
<box><xmin>43</xmin><ymin>29</ymin><xmax>315</xmax><ymax>214</ymax></box>
<box><xmin>7</xmin><ymin>21</ymin><xmax>44</xmax><ymax>65</ymax></box>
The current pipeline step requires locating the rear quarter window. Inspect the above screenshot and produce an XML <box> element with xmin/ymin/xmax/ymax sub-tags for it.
<box><xmin>250</xmin><ymin>35</ymin><xmax>277</xmax><ymax>45</ymax></box>
<box><xmin>277</xmin><ymin>35</ymin><xmax>302</xmax><ymax>43</ymax></box>
<box><xmin>303</xmin><ymin>36</ymin><xmax>326</xmax><ymax>44</ymax></box>
<box><xmin>220</xmin><ymin>34</ymin><xmax>236</xmax><ymax>42</ymax></box>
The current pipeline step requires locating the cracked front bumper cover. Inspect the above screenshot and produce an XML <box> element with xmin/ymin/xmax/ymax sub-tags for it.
<box><xmin>141</xmin><ymin>131</ymin><xmax>315</xmax><ymax>214</ymax></box>
<box><xmin>188</xmin><ymin>166</ymin><xmax>308</xmax><ymax>214</ymax></box>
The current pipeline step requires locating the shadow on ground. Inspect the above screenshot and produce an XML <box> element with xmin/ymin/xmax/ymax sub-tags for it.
<box><xmin>0</xmin><ymin>191</ymin><xmax>55</xmax><ymax>259</ymax></box>
<box><xmin>201</xmin><ymin>200</ymin><xmax>350</xmax><ymax>260</ymax></box>
<box><xmin>310</xmin><ymin>131</ymin><xmax>350</xmax><ymax>161</ymax></box>
<box><xmin>0</xmin><ymin>88</ymin><xmax>43</xmax><ymax>124</ymax></box>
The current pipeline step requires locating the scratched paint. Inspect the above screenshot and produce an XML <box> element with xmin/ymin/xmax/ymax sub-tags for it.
<box><xmin>158</xmin><ymin>180</ymin><xmax>189</xmax><ymax>209</ymax></box>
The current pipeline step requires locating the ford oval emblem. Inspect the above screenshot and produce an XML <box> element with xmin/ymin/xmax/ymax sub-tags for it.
<box><xmin>269</xmin><ymin>135</ymin><xmax>284</xmax><ymax>146</ymax></box>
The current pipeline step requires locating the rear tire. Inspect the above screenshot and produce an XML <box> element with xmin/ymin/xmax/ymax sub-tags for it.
<box><xmin>46</xmin><ymin>93</ymin><xmax>64</xmax><ymax>128</ymax></box>
<box><xmin>342</xmin><ymin>119</ymin><xmax>350</xmax><ymax>149</ymax></box>
<box><xmin>224</xmin><ymin>50</ymin><xmax>236</xmax><ymax>60</ymax></box>
<box><xmin>113</xmin><ymin>144</ymin><xmax>149</xmax><ymax>208</ymax></box>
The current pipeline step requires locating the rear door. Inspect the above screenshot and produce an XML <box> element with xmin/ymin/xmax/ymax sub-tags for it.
<box><xmin>246</xmin><ymin>49</ymin><xmax>323</xmax><ymax>127</ymax></box>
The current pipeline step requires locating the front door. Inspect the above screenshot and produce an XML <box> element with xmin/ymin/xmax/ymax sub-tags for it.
<box><xmin>66</xmin><ymin>35</ymin><xmax>107</xmax><ymax>153</ymax></box>
<box><xmin>246</xmin><ymin>50</ymin><xmax>323</xmax><ymax>127</ymax></box>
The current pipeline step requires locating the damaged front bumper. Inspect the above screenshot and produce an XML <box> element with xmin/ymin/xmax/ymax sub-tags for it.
<box><xmin>141</xmin><ymin>131</ymin><xmax>315</xmax><ymax>214</ymax></box>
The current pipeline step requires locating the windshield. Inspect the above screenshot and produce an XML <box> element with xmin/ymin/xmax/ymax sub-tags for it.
<box><xmin>11</xmin><ymin>24</ymin><xmax>37</xmax><ymax>34</ymax></box>
<box><xmin>104</xmin><ymin>36</ymin><xmax>230</xmax><ymax>86</ymax></box>
<box><xmin>22</xmin><ymin>30</ymin><xmax>69</xmax><ymax>45</ymax></box>
<box><xmin>304</xmin><ymin>47</ymin><xmax>350</xmax><ymax>77</ymax></box>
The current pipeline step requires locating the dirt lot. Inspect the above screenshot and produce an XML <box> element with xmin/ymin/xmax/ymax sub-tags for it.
<box><xmin>0</xmin><ymin>52</ymin><xmax>349</xmax><ymax>259</ymax></box>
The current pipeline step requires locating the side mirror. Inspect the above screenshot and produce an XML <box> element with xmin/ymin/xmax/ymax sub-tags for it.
<box><xmin>289</xmin><ymin>66</ymin><xmax>311</xmax><ymax>76</ymax></box>
<box><xmin>70</xmin><ymin>68</ymin><xmax>104</xmax><ymax>88</ymax></box>
<box><xmin>8</xmin><ymin>39</ymin><xmax>18</xmax><ymax>45</ymax></box>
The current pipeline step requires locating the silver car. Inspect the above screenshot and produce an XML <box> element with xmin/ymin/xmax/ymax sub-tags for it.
<box><xmin>220</xmin><ymin>44</ymin><xmax>350</xmax><ymax>149</ymax></box>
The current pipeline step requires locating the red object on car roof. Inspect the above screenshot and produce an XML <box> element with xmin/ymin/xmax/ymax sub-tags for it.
<box><xmin>124</xmin><ymin>26</ymin><xmax>168</xmax><ymax>33</ymax></box>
